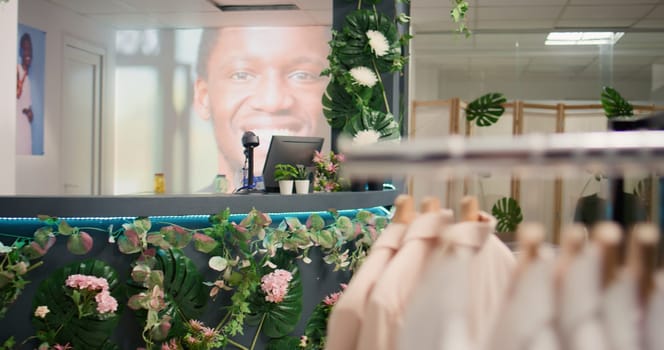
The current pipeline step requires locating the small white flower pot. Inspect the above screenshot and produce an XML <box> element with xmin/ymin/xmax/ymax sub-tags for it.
<box><xmin>294</xmin><ymin>180</ymin><xmax>310</xmax><ymax>194</ymax></box>
<box><xmin>278</xmin><ymin>180</ymin><xmax>294</xmax><ymax>195</ymax></box>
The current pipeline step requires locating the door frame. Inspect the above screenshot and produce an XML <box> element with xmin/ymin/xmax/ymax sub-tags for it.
<box><xmin>61</xmin><ymin>36</ymin><xmax>106</xmax><ymax>195</ymax></box>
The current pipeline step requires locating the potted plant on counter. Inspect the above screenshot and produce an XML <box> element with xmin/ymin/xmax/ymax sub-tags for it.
<box><xmin>293</xmin><ymin>165</ymin><xmax>311</xmax><ymax>194</ymax></box>
<box><xmin>274</xmin><ymin>164</ymin><xmax>298</xmax><ymax>195</ymax></box>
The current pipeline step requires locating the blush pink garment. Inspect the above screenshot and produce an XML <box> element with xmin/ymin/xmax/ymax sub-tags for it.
<box><xmin>487</xmin><ymin>251</ymin><xmax>560</xmax><ymax>350</ymax></box>
<box><xmin>645</xmin><ymin>272</ymin><xmax>664</xmax><ymax>350</ymax></box>
<box><xmin>325</xmin><ymin>222</ymin><xmax>410</xmax><ymax>350</ymax></box>
<box><xmin>558</xmin><ymin>245</ymin><xmax>608</xmax><ymax>350</ymax></box>
<box><xmin>356</xmin><ymin>209</ymin><xmax>453</xmax><ymax>350</ymax></box>
<box><xmin>398</xmin><ymin>212</ymin><xmax>516</xmax><ymax>350</ymax></box>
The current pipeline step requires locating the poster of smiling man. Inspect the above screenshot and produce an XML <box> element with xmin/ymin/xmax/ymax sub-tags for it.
<box><xmin>16</xmin><ymin>23</ymin><xmax>45</xmax><ymax>156</ymax></box>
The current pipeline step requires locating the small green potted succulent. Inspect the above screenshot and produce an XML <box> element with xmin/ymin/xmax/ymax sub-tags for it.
<box><xmin>274</xmin><ymin>164</ymin><xmax>298</xmax><ymax>195</ymax></box>
<box><xmin>293</xmin><ymin>164</ymin><xmax>311</xmax><ymax>194</ymax></box>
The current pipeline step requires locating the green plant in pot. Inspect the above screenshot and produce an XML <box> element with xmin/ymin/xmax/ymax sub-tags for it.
<box><xmin>293</xmin><ymin>165</ymin><xmax>311</xmax><ymax>194</ymax></box>
<box><xmin>274</xmin><ymin>164</ymin><xmax>298</xmax><ymax>195</ymax></box>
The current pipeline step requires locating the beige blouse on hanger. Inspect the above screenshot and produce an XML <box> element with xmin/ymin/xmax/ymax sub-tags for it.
<box><xmin>356</xmin><ymin>198</ymin><xmax>453</xmax><ymax>350</ymax></box>
<box><xmin>325</xmin><ymin>195</ymin><xmax>415</xmax><ymax>350</ymax></box>
<box><xmin>398</xmin><ymin>201</ymin><xmax>514</xmax><ymax>350</ymax></box>
<box><xmin>487</xmin><ymin>223</ymin><xmax>560</xmax><ymax>350</ymax></box>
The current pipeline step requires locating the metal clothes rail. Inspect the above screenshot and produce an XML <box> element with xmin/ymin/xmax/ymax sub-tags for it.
<box><xmin>343</xmin><ymin>131</ymin><xmax>664</xmax><ymax>179</ymax></box>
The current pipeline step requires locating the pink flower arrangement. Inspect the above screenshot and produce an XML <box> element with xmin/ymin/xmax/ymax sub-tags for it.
<box><xmin>260</xmin><ymin>269</ymin><xmax>293</xmax><ymax>303</ymax></box>
<box><xmin>313</xmin><ymin>150</ymin><xmax>345</xmax><ymax>192</ymax></box>
<box><xmin>64</xmin><ymin>274</ymin><xmax>118</xmax><ymax>318</ymax></box>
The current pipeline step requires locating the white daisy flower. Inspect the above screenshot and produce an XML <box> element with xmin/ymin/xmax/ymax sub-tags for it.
<box><xmin>349</xmin><ymin>66</ymin><xmax>378</xmax><ymax>88</ymax></box>
<box><xmin>353</xmin><ymin>129</ymin><xmax>382</xmax><ymax>146</ymax></box>
<box><xmin>366</xmin><ymin>30</ymin><xmax>390</xmax><ymax>57</ymax></box>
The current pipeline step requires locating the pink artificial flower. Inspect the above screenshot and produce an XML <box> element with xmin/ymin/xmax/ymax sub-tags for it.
<box><xmin>260</xmin><ymin>269</ymin><xmax>293</xmax><ymax>303</ymax></box>
<box><xmin>323</xmin><ymin>291</ymin><xmax>342</xmax><ymax>306</ymax></box>
<box><xmin>65</xmin><ymin>274</ymin><xmax>109</xmax><ymax>291</ymax></box>
<box><xmin>95</xmin><ymin>290</ymin><xmax>118</xmax><ymax>314</ymax></box>
<box><xmin>313</xmin><ymin>150</ymin><xmax>324</xmax><ymax>164</ymax></box>
<box><xmin>184</xmin><ymin>335</ymin><xmax>198</xmax><ymax>344</ymax></box>
<box><xmin>53</xmin><ymin>344</ymin><xmax>73</xmax><ymax>350</ymax></box>
<box><xmin>161</xmin><ymin>339</ymin><xmax>179</xmax><ymax>350</ymax></box>
<box><xmin>324</xmin><ymin>182</ymin><xmax>336</xmax><ymax>192</ymax></box>
<box><xmin>325</xmin><ymin>162</ymin><xmax>338</xmax><ymax>173</ymax></box>
<box><xmin>201</xmin><ymin>326</ymin><xmax>218</xmax><ymax>340</ymax></box>
<box><xmin>334</xmin><ymin>153</ymin><xmax>345</xmax><ymax>162</ymax></box>
<box><xmin>189</xmin><ymin>319</ymin><xmax>204</xmax><ymax>332</ymax></box>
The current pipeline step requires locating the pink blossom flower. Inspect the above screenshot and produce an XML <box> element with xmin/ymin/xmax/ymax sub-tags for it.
<box><xmin>161</xmin><ymin>339</ymin><xmax>179</xmax><ymax>350</ymax></box>
<box><xmin>95</xmin><ymin>290</ymin><xmax>118</xmax><ymax>314</ymax></box>
<box><xmin>189</xmin><ymin>319</ymin><xmax>204</xmax><ymax>331</ymax></box>
<box><xmin>184</xmin><ymin>335</ymin><xmax>198</xmax><ymax>344</ymax></box>
<box><xmin>260</xmin><ymin>269</ymin><xmax>293</xmax><ymax>303</ymax></box>
<box><xmin>65</xmin><ymin>274</ymin><xmax>109</xmax><ymax>291</ymax></box>
<box><xmin>313</xmin><ymin>150</ymin><xmax>324</xmax><ymax>163</ymax></box>
<box><xmin>325</xmin><ymin>162</ymin><xmax>338</xmax><ymax>173</ymax></box>
<box><xmin>34</xmin><ymin>305</ymin><xmax>49</xmax><ymax>318</ymax></box>
<box><xmin>334</xmin><ymin>153</ymin><xmax>345</xmax><ymax>162</ymax></box>
<box><xmin>324</xmin><ymin>182</ymin><xmax>336</xmax><ymax>192</ymax></box>
<box><xmin>324</xmin><ymin>291</ymin><xmax>342</xmax><ymax>306</ymax></box>
<box><xmin>53</xmin><ymin>344</ymin><xmax>73</xmax><ymax>350</ymax></box>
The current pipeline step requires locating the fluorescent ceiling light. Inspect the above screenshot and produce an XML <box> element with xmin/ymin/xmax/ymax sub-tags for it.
<box><xmin>545</xmin><ymin>32</ymin><xmax>624</xmax><ymax>46</ymax></box>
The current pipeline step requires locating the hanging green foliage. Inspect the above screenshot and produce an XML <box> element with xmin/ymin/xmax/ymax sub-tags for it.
<box><xmin>491</xmin><ymin>197</ymin><xmax>523</xmax><ymax>233</ymax></box>
<box><xmin>466</xmin><ymin>92</ymin><xmax>507</xmax><ymax>127</ymax></box>
<box><xmin>601</xmin><ymin>86</ymin><xmax>634</xmax><ymax>118</ymax></box>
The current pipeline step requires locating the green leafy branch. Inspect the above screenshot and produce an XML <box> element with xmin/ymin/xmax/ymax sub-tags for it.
<box><xmin>451</xmin><ymin>0</ymin><xmax>471</xmax><ymax>37</ymax></box>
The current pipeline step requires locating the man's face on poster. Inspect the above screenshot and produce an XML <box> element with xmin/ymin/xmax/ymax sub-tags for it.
<box><xmin>197</xmin><ymin>26</ymin><xmax>330</xmax><ymax>176</ymax></box>
<box><xmin>21</xmin><ymin>38</ymin><xmax>32</xmax><ymax>72</ymax></box>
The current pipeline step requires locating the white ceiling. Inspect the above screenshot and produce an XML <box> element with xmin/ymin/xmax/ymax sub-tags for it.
<box><xmin>42</xmin><ymin>0</ymin><xmax>664</xmax><ymax>84</ymax></box>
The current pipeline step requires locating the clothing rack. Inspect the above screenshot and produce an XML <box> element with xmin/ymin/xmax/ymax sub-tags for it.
<box><xmin>343</xmin><ymin>130</ymin><xmax>664</xmax><ymax>178</ymax></box>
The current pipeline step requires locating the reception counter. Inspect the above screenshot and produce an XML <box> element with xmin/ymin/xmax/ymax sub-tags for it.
<box><xmin>0</xmin><ymin>190</ymin><xmax>399</xmax><ymax>217</ymax></box>
<box><xmin>0</xmin><ymin>190</ymin><xmax>398</xmax><ymax>349</ymax></box>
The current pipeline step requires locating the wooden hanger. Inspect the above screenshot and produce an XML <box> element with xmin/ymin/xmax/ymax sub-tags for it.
<box><xmin>508</xmin><ymin>222</ymin><xmax>545</xmax><ymax>297</ymax></box>
<box><xmin>391</xmin><ymin>194</ymin><xmax>416</xmax><ymax>225</ymax></box>
<box><xmin>517</xmin><ymin>222</ymin><xmax>545</xmax><ymax>265</ymax></box>
<box><xmin>554</xmin><ymin>224</ymin><xmax>587</xmax><ymax>290</ymax></box>
<box><xmin>420</xmin><ymin>196</ymin><xmax>441</xmax><ymax>213</ymax></box>
<box><xmin>592</xmin><ymin>222</ymin><xmax>623</xmax><ymax>290</ymax></box>
<box><xmin>627</xmin><ymin>223</ymin><xmax>660</xmax><ymax>307</ymax></box>
<box><xmin>460</xmin><ymin>196</ymin><xmax>480</xmax><ymax>222</ymax></box>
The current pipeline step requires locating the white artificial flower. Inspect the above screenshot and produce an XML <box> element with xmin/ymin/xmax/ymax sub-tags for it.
<box><xmin>366</xmin><ymin>30</ymin><xmax>390</xmax><ymax>57</ymax></box>
<box><xmin>353</xmin><ymin>130</ymin><xmax>382</xmax><ymax>146</ymax></box>
<box><xmin>349</xmin><ymin>66</ymin><xmax>378</xmax><ymax>88</ymax></box>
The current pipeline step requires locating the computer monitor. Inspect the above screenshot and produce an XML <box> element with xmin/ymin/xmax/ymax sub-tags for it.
<box><xmin>262</xmin><ymin>136</ymin><xmax>324</xmax><ymax>193</ymax></box>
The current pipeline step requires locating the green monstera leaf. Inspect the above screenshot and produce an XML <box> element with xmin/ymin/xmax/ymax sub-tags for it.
<box><xmin>601</xmin><ymin>86</ymin><xmax>634</xmax><ymax>118</ymax></box>
<box><xmin>304</xmin><ymin>302</ymin><xmax>332</xmax><ymax>347</ymax></box>
<box><xmin>491</xmin><ymin>197</ymin><xmax>523</xmax><ymax>233</ymax></box>
<box><xmin>32</xmin><ymin>260</ymin><xmax>122</xmax><ymax>349</ymax></box>
<box><xmin>346</xmin><ymin>109</ymin><xmax>400</xmax><ymax>140</ymax></box>
<box><xmin>322</xmin><ymin>80</ymin><xmax>361</xmax><ymax>130</ymax></box>
<box><xmin>335</xmin><ymin>9</ymin><xmax>402</xmax><ymax>73</ymax></box>
<box><xmin>267</xmin><ymin>336</ymin><xmax>301</xmax><ymax>350</ymax></box>
<box><xmin>466</xmin><ymin>92</ymin><xmax>507</xmax><ymax>127</ymax></box>
<box><xmin>247</xmin><ymin>267</ymin><xmax>303</xmax><ymax>339</ymax></box>
<box><xmin>127</xmin><ymin>249</ymin><xmax>207</xmax><ymax>338</ymax></box>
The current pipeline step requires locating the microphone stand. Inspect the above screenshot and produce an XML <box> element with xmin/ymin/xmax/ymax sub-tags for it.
<box><xmin>236</xmin><ymin>144</ymin><xmax>263</xmax><ymax>195</ymax></box>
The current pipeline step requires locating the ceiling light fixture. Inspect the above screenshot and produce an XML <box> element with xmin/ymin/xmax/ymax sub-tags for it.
<box><xmin>207</xmin><ymin>1</ymin><xmax>299</xmax><ymax>12</ymax></box>
<box><xmin>545</xmin><ymin>32</ymin><xmax>624</xmax><ymax>46</ymax></box>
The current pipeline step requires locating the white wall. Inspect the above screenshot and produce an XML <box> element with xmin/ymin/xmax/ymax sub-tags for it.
<box><xmin>16</xmin><ymin>0</ymin><xmax>116</xmax><ymax>194</ymax></box>
<box><xmin>0</xmin><ymin>0</ymin><xmax>18</xmax><ymax>195</ymax></box>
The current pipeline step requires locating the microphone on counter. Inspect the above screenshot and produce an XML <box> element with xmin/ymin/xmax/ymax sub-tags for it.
<box><xmin>240</xmin><ymin>131</ymin><xmax>260</xmax><ymax>193</ymax></box>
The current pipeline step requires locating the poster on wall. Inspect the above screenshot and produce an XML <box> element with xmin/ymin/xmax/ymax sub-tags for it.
<box><xmin>114</xmin><ymin>26</ymin><xmax>331</xmax><ymax>194</ymax></box>
<box><xmin>16</xmin><ymin>24</ymin><xmax>45</xmax><ymax>156</ymax></box>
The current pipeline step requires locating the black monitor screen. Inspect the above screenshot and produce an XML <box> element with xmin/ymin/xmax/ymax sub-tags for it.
<box><xmin>262</xmin><ymin>136</ymin><xmax>324</xmax><ymax>193</ymax></box>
